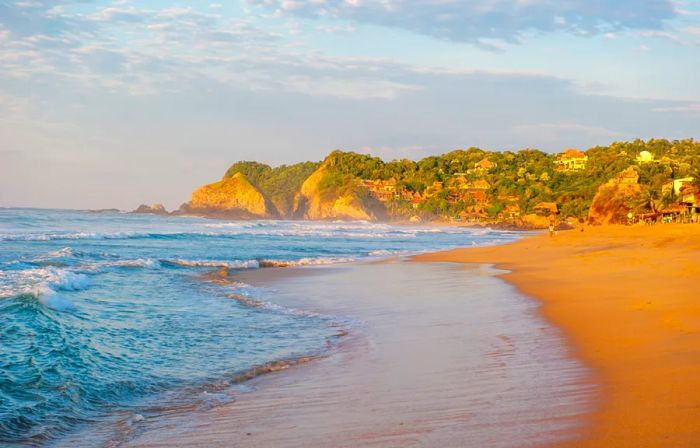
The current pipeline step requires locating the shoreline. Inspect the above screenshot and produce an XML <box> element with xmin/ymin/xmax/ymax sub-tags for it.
<box><xmin>415</xmin><ymin>224</ymin><xmax>700</xmax><ymax>447</ymax></box>
<box><xmin>84</xmin><ymin>205</ymin><xmax>548</xmax><ymax>231</ymax></box>
<box><xmin>123</xmin><ymin>257</ymin><xmax>593</xmax><ymax>448</ymax></box>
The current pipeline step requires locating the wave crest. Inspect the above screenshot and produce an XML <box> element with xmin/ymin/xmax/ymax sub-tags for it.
<box><xmin>0</xmin><ymin>267</ymin><xmax>88</xmax><ymax>311</ymax></box>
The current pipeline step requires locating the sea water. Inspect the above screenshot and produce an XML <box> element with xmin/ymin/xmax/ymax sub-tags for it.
<box><xmin>0</xmin><ymin>208</ymin><xmax>519</xmax><ymax>446</ymax></box>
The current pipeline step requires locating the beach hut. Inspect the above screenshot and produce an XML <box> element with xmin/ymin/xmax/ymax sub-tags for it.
<box><xmin>659</xmin><ymin>204</ymin><xmax>686</xmax><ymax>223</ymax></box>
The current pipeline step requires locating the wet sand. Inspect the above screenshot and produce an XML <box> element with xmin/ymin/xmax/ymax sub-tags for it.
<box><xmin>416</xmin><ymin>224</ymin><xmax>700</xmax><ymax>447</ymax></box>
<box><xmin>126</xmin><ymin>260</ymin><xmax>593</xmax><ymax>447</ymax></box>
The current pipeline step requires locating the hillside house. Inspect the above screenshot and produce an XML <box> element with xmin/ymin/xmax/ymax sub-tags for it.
<box><xmin>474</xmin><ymin>158</ymin><xmax>496</xmax><ymax>173</ymax></box>
<box><xmin>680</xmin><ymin>185</ymin><xmax>700</xmax><ymax>222</ymax></box>
<box><xmin>470</xmin><ymin>179</ymin><xmax>491</xmax><ymax>190</ymax></box>
<box><xmin>450</xmin><ymin>174</ymin><xmax>470</xmax><ymax>189</ymax></box>
<box><xmin>410</xmin><ymin>194</ymin><xmax>425</xmax><ymax>209</ymax></box>
<box><xmin>424</xmin><ymin>181</ymin><xmax>444</xmax><ymax>198</ymax></box>
<box><xmin>504</xmin><ymin>204</ymin><xmax>521</xmax><ymax>219</ymax></box>
<box><xmin>554</xmin><ymin>149</ymin><xmax>588</xmax><ymax>172</ymax></box>
<box><xmin>360</xmin><ymin>179</ymin><xmax>400</xmax><ymax>202</ymax></box>
<box><xmin>461</xmin><ymin>179</ymin><xmax>491</xmax><ymax>202</ymax></box>
<box><xmin>662</xmin><ymin>177</ymin><xmax>694</xmax><ymax>197</ymax></box>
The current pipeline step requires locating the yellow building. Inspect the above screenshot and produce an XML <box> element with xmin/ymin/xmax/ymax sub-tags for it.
<box><xmin>662</xmin><ymin>177</ymin><xmax>694</xmax><ymax>197</ymax></box>
<box><xmin>474</xmin><ymin>158</ymin><xmax>496</xmax><ymax>172</ymax></box>
<box><xmin>554</xmin><ymin>149</ymin><xmax>588</xmax><ymax>172</ymax></box>
<box><xmin>471</xmin><ymin>179</ymin><xmax>491</xmax><ymax>190</ymax></box>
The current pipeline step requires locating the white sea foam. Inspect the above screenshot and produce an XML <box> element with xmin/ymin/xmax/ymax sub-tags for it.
<box><xmin>110</xmin><ymin>258</ymin><xmax>160</xmax><ymax>268</ymax></box>
<box><xmin>47</xmin><ymin>247</ymin><xmax>74</xmax><ymax>258</ymax></box>
<box><xmin>367</xmin><ymin>249</ymin><xmax>410</xmax><ymax>257</ymax></box>
<box><xmin>0</xmin><ymin>267</ymin><xmax>88</xmax><ymax>311</ymax></box>
<box><xmin>0</xmin><ymin>222</ymin><xmax>458</xmax><ymax>242</ymax></box>
<box><xmin>165</xmin><ymin>259</ymin><xmax>261</xmax><ymax>269</ymax></box>
<box><xmin>258</xmin><ymin>257</ymin><xmax>356</xmax><ymax>267</ymax></box>
<box><xmin>35</xmin><ymin>287</ymin><xmax>77</xmax><ymax>311</ymax></box>
<box><xmin>165</xmin><ymin>257</ymin><xmax>354</xmax><ymax>269</ymax></box>
<box><xmin>48</xmin><ymin>270</ymin><xmax>90</xmax><ymax>291</ymax></box>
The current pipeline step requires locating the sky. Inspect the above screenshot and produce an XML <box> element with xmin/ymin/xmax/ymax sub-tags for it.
<box><xmin>1</xmin><ymin>0</ymin><xmax>699</xmax><ymax>209</ymax></box>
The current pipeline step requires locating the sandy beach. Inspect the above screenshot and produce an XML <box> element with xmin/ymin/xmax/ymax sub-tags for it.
<box><xmin>122</xmin><ymin>259</ymin><xmax>593</xmax><ymax>448</ymax></box>
<box><xmin>100</xmin><ymin>223</ymin><xmax>700</xmax><ymax>448</ymax></box>
<box><xmin>417</xmin><ymin>224</ymin><xmax>700</xmax><ymax>447</ymax></box>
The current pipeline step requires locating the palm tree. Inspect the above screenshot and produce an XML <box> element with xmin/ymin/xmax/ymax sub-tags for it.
<box><xmin>632</xmin><ymin>187</ymin><xmax>662</xmax><ymax>215</ymax></box>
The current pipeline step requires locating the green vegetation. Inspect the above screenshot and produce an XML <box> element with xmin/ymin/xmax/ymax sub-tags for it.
<box><xmin>221</xmin><ymin>138</ymin><xmax>700</xmax><ymax>221</ymax></box>
<box><xmin>224</xmin><ymin>160</ymin><xmax>320</xmax><ymax>216</ymax></box>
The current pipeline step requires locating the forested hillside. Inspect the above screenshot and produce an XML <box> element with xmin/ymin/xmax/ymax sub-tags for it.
<box><xmin>181</xmin><ymin>139</ymin><xmax>700</xmax><ymax>224</ymax></box>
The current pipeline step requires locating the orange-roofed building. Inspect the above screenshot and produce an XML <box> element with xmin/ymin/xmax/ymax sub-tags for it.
<box><xmin>504</xmin><ymin>204</ymin><xmax>521</xmax><ymax>219</ymax></box>
<box><xmin>474</xmin><ymin>158</ymin><xmax>496</xmax><ymax>172</ymax></box>
<box><xmin>554</xmin><ymin>148</ymin><xmax>588</xmax><ymax>172</ymax></box>
<box><xmin>410</xmin><ymin>194</ymin><xmax>425</xmax><ymax>209</ymax></box>
<box><xmin>471</xmin><ymin>180</ymin><xmax>491</xmax><ymax>190</ymax></box>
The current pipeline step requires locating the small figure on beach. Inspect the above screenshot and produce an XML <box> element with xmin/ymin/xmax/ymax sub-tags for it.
<box><xmin>548</xmin><ymin>223</ymin><xmax>555</xmax><ymax>237</ymax></box>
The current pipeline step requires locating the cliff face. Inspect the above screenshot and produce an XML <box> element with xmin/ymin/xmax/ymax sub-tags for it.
<box><xmin>588</xmin><ymin>167</ymin><xmax>642</xmax><ymax>225</ymax></box>
<box><xmin>222</xmin><ymin>160</ymin><xmax>320</xmax><ymax>219</ymax></box>
<box><xmin>180</xmin><ymin>173</ymin><xmax>279</xmax><ymax>219</ymax></box>
<box><xmin>293</xmin><ymin>163</ymin><xmax>386</xmax><ymax>221</ymax></box>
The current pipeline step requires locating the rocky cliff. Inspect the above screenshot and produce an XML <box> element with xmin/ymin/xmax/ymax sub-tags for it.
<box><xmin>178</xmin><ymin>173</ymin><xmax>279</xmax><ymax>219</ymax></box>
<box><xmin>588</xmin><ymin>167</ymin><xmax>642</xmax><ymax>225</ymax></box>
<box><xmin>293</xmin><ymin>161</ymin><xmax>386</xmax><ymax>221</ymax></box>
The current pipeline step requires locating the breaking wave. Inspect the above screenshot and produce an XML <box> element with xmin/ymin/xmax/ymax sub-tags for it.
<box><xmin>0</xmin><ymin>267</ymin><xmax>89</xmax><ymax>311</ymax></box>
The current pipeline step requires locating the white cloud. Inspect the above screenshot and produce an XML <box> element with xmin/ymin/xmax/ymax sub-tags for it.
<box><xmin>654</xmin><ymin>103</ymin><xmax>700</xmax><ymax>113</ymax></box>
<box><xmin>316</xmin><ymin>23</ymin><xmax>356</xmax><ymax>33</ymax></box>
<box><xmin>245</xmin><ymin>0</ymin><xmax>677</xmax><ymax>44</ymax></box>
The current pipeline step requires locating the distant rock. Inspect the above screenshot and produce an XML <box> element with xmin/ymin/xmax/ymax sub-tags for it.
<box><xmin>132</xmin><ymin>204</ymin><xmax>168</xmax><ymax>215</ymax></box>
<box><xmin>588</xmin><ymin>167</ymin><xmax>642</xmax><ymax>225</ymax></box>
<box><xmin>177</xmin><ymin>173</ymin><xmax>279</xmax><ymax>219</ymax></box>
<box><xmin>87</xmin><ymin>208</ymin><xmax>121</xmax><ymax>214</ymax></box>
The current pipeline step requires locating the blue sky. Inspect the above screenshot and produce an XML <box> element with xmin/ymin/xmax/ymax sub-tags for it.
<box><xmin>1</xmin><ymin>0</ymin><xmax>699</xmax><ymax>209</ymax></box>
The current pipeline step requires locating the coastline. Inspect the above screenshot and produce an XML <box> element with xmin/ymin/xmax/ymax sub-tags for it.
<box><xmin>123</xmin><ymin>258</ymin><xmax>593</xmax><ymax>447</ymax></box>
<box><xmin>415</xmin><ymin>224</ymin><xmax>700</xmax><ymax>447</ymax></box>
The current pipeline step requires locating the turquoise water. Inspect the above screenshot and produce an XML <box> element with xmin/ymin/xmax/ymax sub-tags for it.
<box><xmin>0</xmin><ymin>208</ymin><xmax>518</xmax><ymax>446</ymax></box>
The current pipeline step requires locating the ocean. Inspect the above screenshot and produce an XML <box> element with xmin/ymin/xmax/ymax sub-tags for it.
<box><xmin>0</xmin><ymin>208</ymin><xmax>520</xmax><ymax>446</ymax></box>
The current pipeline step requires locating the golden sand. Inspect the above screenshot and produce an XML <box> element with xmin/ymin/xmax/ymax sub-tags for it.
<box><xmin>415</xmin><ymin>224</ymin><xmax>700</xmax><ymax>447</ymax></box>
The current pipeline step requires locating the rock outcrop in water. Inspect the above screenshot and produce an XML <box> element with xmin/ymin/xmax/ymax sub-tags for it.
<box><xmin>588</xmin><ymin>167</ymin><xmax>642</xmax><ymax>225</ymax></box>
<box><xmin>177</xmin><ymin>172</ymin><xmax>279</xmax><ymax>219</ymax></box>
<box><xmin>293</xmin><ymin>154</ymin><xmax>386</xmax><ymax>221</ymax></box>
<box><xmin>132</xmin><ymin>204</ymin><xmax>168</xmax><ymax>215</ymax></box>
